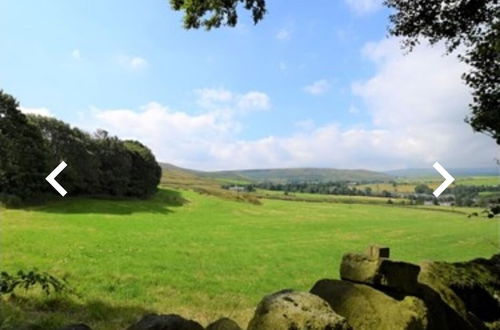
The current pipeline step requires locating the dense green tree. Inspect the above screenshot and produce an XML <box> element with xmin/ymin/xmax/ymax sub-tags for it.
<box><xmin>414</xmin><ymin>184</ymin><xmax>433</xmax><ymax>194</ymax></box>
<box><xmin>0</xmin><ymin>91</ymin><xmax>49</xmax><ymax>203</ymax></box>
<box><xmin>93</xmin><ymin>130</ymin><xmax>133</xmax><ymax>196</ymax></box>
<box><xmin>1</xmin><ymin>91</ymin><xmax>161</xmax><ymax>204</ymax></box>
<box><xmin>28</xmin><ymin>115</ymin><xmax>101</xmax><ymax>195</ymax></box>
<box><xmin>169</xmin><ymin>0</ymin><xmax>266</xmax><ymax>30</ymax></box>
<box><xmin>385</xmin><ymin>0</ymin><xmax>499</xmax><ymax>143</ymax></box>
<box><xmin>123</xmin><ymin>140</ymin><xmax>162</xmax><ymax>197</ymax></box>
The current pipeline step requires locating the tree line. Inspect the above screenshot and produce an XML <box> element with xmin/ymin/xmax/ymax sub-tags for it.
<box><xmin>227</xmin><ymin>181</ymin><xmax>393</xmax><ymax>197</ymax></box>
<box><xmin>0</xmin><ymin>91</ymin><xmax>161</xmax><ymax>205</ymax></box>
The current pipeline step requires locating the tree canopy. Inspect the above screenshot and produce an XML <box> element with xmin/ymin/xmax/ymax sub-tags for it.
<box><xmin>0</xmin><ymin>91</ymin><xmax>48</xmax><ymax>203</ymax></box>
<box><xmin>0</xmin><ymin>91</ymin><xmax>162</xmax><ymax>205</ymax></box>
<box><xmin>169</xmin><ymin>0</ymin><xmax>266</xmax><ymax>30</ymax></box>
<box><xmin>169</xmin><ymin>0</ymin><xmax>499</xmax><ymax>145</ymax></box>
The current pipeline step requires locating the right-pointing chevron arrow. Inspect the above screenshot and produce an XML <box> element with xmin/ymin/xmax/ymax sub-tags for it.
<box><xmin>432</xmin><ymin>161</ymin><xmax>455</xmax><ymax>198</ymax></box>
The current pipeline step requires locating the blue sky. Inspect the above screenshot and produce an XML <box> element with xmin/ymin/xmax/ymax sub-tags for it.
<box><xmin>1</xmin><ymin>0</ymin><xmax>497</xmax><ymax>170</ymax></box>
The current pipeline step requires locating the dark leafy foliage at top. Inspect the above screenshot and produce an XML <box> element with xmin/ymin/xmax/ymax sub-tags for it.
<box><xmin>169</xmin><ymin>0</ymin><xmax>266</xmax><ymax>30</ymax></box>
<box><xmin>385</xmin><ymin>0</ymin><xmax>500</xmax><ymax>144</ymax></box>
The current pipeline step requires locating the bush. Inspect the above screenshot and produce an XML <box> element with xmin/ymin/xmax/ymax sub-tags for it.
<box><xmin>0</xmin><ymin>270</ymin><xmax>67</xmax><ymax>296</ymax></box>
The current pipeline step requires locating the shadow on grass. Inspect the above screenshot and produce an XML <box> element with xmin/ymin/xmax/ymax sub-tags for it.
<box><xmin>28</xmin><ymin>188</ymin><xmax>189</xmax><ymax>215</ymax></box>
<box><xmin>1</xmin><ymin>295</ymin><xmax>152</xmax><ymax>330</ymax></box>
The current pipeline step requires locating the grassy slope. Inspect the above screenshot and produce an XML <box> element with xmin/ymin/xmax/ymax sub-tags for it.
<box><xmin>1</xmin><ymin>188</ymin><xmax>498</xmax><ymax>329</ymax></box>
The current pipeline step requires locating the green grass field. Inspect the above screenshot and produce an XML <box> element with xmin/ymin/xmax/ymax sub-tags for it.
<box><xmin>455</xmin><ymin>175</ymin><xmax>500</xmax><ymax>186</ymax></box>
<box><xmin>1</xmin><ymin>188</ymin><xmax>499</xmax><ymax>329</ymax></box>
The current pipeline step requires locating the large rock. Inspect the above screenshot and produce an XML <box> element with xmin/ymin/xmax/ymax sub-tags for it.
<box><xmin>340</xmin><ymin>253</ymin><xmax>421</xmax><ymax>294</ymax></box>
<box><xmin>310</xmin><ymin>279</ymin><xmax>428</xmax><ymax>330</ymax></box>
<box><xmin>127</xmin><ymin>314</ymin><xmax>204</xmax><ymax>330</ymax></box>
<box><xmin>418</xmin><ymin>255</ymin><xmax>500</xmax><ymax>329</ymax></box>
<box><xmin>206</xmin><ymin>317</ymin><xmax>242</xmax><ymax>330</ymax></box>
<box><xmin>247</xmin><ymin>289</ymin><xmax>352</xmax><ymax>330</ymax></box>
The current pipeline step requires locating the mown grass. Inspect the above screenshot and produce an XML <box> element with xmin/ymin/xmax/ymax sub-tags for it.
<box><xmin>1</xmin><ymin>188</ymin><xmax>498</xmax><ymax>329</ymax></box>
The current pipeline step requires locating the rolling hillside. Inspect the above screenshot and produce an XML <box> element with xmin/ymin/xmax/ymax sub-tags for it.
<box><xmin>160</xmin><ymin>163</ymin><xmax>393</xmax><ymax>183</ymax></box>
<box><xmin>211</xmin><ymin>168</ymin><xmax>392</xmax><ymax>183</ymax></box>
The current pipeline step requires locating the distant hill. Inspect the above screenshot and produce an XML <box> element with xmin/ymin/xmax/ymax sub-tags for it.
<box><xmin>160</xmin><ymin>163</ymin><xmax>392</xmax><ymax>183</ymax></box>
<box><xmin>211</xmin><ymin>168</ymin><xmax>393</xmax><ymax>183</ymax></box>
<box><xmin>386</xmin><ymin>167</ymin><xmax>499</xmax><ymax>178</ymax></box>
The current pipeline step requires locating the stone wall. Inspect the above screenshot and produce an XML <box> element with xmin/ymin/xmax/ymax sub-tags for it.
<box><xmin>59</xmin><ymin>246</ymin><xmax>500</xmax><ymax>330</ymax></box>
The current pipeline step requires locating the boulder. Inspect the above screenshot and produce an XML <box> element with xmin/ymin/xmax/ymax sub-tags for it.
<box><xmin>340</xmin><ymin>253</ymin><xmax>421</xmax><ymax>294</ymax></box>
<box><xmin>247</xmin><ymin>289</ymin><xmax>352</xmax><ymax>330</ymax></box>
<box><xmin>206</xmin><ymin>317</ymin><xmax>242</xmax><ymax>330</ymax></box>
<box><xmin>58</xmin><ymin>325</ymin><xmax>92</xmax><ymax>330</ymax></box>
<box><xmin>127</xmin><ymin>314</ymin><xmax>204</xmax><ymax>330</ymax></box>
<box><xmin>418</xmin><ymin>256</ymin><xmax>500</xmax><ymax>329</ymax></box>
<box><xmin>310</xmin><ymin>279</ymin><xmax>428</xmax><ymax>330</ymax></box>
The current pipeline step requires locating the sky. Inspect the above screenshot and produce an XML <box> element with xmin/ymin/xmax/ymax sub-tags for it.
<box><xmin>0</xmin><ymin>0</ymin><xmax>498</xmax><ymax>171</ymax></box>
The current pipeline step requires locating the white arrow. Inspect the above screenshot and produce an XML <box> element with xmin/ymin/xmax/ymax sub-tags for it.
<box><xmin>46</xmin><ymin>161</ymin><xmax>68</xmax><ymax>197</ymax></box>
<box><xmin>432</xmin><ymin>161</ymin><xmax>454</xmax><ymax>198</ymax></box>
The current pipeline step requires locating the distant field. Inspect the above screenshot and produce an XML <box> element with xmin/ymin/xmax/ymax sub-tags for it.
<box><xmin>355</xmin><ymin>175</ymin><xmax>499</xmax><ymax>194</ymax></box>
<box><xmin>455</xmin><ymin>176</ymin><xmax>500</xmax><ymax>186</ymax></box>
<box><xmin>257</xmin><ymin>189</ymin><xmax>410</xmax><ymax>204</ymax></box>
<box><xmin>1</xmin><ymin>187</ymin><xmax>498</xmax><ymax>329</ymax></box>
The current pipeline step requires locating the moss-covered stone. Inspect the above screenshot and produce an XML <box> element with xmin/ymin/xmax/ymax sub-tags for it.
<box><xmin>340</xmin><ymin>253</ymin><xmax>421</xmax><ymax>294</ymax></box>
<box><xmin>247</xmin><ymin>289</ymin><xmax>352</xmax><ymax>330</ymax></box>
<box><xmin>418</xmin><ymin>254</ymin><xmax>500</xmax><ymax>328</ymax></box>
<box><xmin>127</xmin><ymin>314</ymin><xmax>204</xmax><ymax>330</ymax></box>
<box><xmin>310</xmin><ymin>279</ymin><xmax>428</xmax><ymax>330</ymax></box>
<box><xmin>206</xmin><ymin>317</ymin><xmax>242</xmax><ymax>330</ymax></box>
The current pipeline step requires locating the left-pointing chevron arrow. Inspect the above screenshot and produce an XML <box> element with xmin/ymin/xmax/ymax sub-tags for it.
<box><xmin>46</xmin><ymin>161</ymin><xmax>68</xmax><ymax>197</ymax></box>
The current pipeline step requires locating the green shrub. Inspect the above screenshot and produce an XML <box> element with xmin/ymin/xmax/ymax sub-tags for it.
<box><xmin>0</xmin><ymin>270</ymin><xmax>67</xmax><ymax>296</ymax></box>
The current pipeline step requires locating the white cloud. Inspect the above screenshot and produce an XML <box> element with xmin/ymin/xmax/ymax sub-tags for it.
<box><xmin>118</xmin><ymin>55</ymin><xmax>148</xmax><ymax>71</ymax></box>
<box><xmin>276</xmin><ymin>28</ymin><xmax>291</xmax><ymax>41</ymax></box>
<box><xmin>279</xmin><ymin>61</ymin><xmax>287</xmax><ymax>71</ymax></box>
<box><xmin>195</xmin><ymin>88</ymin><xmax>270</xmax><ymax>113</ymax></box>
<box><xmin>303</xmin><ymin>79</ymin><xmax>330</xmax><ymax>95</ymax></box>
<box><xmin>345</xmin><ymin>0</ymin><xmax>382</xmax><ymax>14</ymax></box>
<box><xmin>89</xmin><ymin>102</ymin><xmax>237</xmax><ymax>168</ymax></box>
<box><xmin>237</xmin><ymin>92</ymin><xmax>270</xmax><ymax>111</ymax></box>
<box><xmin>350</xmin><ymin>38</ymin><xmax>497</xmax><ymax>169</ymax></box>
<box><xmin>71</xmin><ymin>49</ymin><xmax>81</xmax><ymax>60</ymax></box>
<box><xmin>195</xmin><ymin>88</ymin><xmax>233</xmax><ymax>109</ymax></box>
<box><xmin>19</xmin><ymin>106</ymin><xmax>54</xmax><ymax>117</ymax></box>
